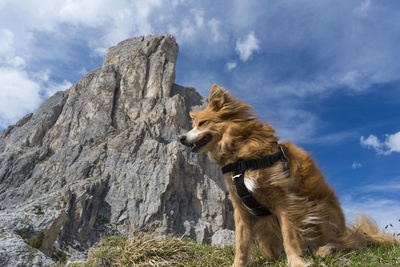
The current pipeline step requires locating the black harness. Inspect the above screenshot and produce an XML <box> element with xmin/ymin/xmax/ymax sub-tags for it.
<box><xmin>221</xmin><ymin>145</ymin><xmax>289</xmax><ymax>216</ymax></box>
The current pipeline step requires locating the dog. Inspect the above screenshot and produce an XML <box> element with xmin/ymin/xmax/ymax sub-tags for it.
<box><xmin>180</xmin><ymin>84</ymin><xmax>399</xmax><ymax>267</ymax></box>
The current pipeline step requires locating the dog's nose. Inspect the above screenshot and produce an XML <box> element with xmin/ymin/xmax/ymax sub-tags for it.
<box><xmin>179</xmin><ymin>135</ymin><xmax>186</xmax><ymax>144</ymax></box>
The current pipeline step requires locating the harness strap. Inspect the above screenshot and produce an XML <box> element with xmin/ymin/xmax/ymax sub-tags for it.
<box><xmin>222</xmin><ymin>145</ymin><xmax>289</xmax><ymax>217</ymax></box>
<box><xmin>222</xmin><ymin>146</ymin><xmax>288</xmax><ymax>174</ymax></box>
<box><xmin>232</xmin><ymin>173</ymin><xmax>272</xmax><ymax>216</ymax></box>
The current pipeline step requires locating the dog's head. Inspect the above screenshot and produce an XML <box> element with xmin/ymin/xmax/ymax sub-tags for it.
<box><xmin>179</xmin><ymin>84</ymin><xmax>255</xmax><ymax>153</ymax></box>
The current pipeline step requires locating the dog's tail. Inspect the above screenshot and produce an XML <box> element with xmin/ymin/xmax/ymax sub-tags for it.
<box><xmin>339</xmin><ymin>214</ymin><xmax>399</xmax><ymax>249</ymax></box>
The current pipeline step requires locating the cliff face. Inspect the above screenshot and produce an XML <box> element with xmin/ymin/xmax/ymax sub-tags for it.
<box><xmin>0</xmin><ymin>34</ymin><xmax>233</xmax><ymax>266</ymax></box>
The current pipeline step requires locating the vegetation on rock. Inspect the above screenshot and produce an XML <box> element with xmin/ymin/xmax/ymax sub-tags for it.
<box><xmin>29</xmin><ymin>231</ymin><xmax>45</xmax><ymax>251</ymax></box>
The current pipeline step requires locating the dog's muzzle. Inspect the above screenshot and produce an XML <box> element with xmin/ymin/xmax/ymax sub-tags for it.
<box><xmin>179</xmin><ymin>134</ymin><xmax>212</xmax><ymax>152</ymax></box>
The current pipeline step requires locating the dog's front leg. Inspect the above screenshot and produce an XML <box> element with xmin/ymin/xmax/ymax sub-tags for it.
<box><xmin>232</xmin><ymin>202</ymin><xmax>253</xmax><ymax>267</ymax></box>
<box><xmin>277</xmin><ymin>209</ymin><xmax>309</xmax><ymax>267</ymax></box>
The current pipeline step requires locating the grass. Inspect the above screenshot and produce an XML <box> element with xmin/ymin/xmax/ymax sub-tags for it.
<box><xmin>61</xmin><ymin>234</ymin><xmax>400</xmax><ymax>267</ymax></box>
<box><xmin>34</xmin><ymin>205</ymin><xmax>45</xmax><ymax>215</ymax></box>
<box><xmin>29</xmin><ymin>231</ymin><xmax>44</xmax><ymax>251</ymax></box>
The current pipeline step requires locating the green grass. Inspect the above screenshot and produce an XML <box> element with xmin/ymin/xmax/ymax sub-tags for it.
<box><xmin>62</xmin><ymin>234</ymin><xmax>400</xmax><ymax>267</ymax></box>
<box><xmin>34</xmin><ymin>205</ymin><xmax>45</xmax><ymax>215</ymax></box>
<box><xmin>29</xmin><ymin>231</ymin><xmax>44</xmax><ymax>251</ymax></box>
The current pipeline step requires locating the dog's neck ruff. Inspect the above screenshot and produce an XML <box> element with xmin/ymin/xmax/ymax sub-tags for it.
<box><xmin>221</xmin><ymin>145</ymin><xmax>289</xmax><ymax>216</ymax></box>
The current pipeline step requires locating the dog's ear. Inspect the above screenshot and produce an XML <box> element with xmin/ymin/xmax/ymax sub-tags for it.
<box><xmin>209</xmin><ymin>84</ymin><xmax>229</xmax><ymax>111</ymax></box>
<box><xmin>189</xmin><ymin>112</ymin><xmax>196</xmax><ymax>119</ymax></box>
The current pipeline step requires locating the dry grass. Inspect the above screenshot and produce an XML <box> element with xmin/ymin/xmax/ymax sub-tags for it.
<box><xmin>66</xmin><ymin>234</ymin><xmax>235</xmax><ymax>267</ymax></box>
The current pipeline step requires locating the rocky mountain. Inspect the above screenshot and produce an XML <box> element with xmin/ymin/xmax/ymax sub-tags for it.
<box><xmin>0</xmin><ymin>34</ymin><xmax>234</xmax><ymax>266</ymax></box>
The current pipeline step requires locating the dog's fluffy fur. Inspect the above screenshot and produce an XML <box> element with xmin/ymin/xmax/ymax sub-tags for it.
<box><xmin>180</xmin><ymin>84</ymin><xmax>399</xmax><ymax>267</ymax></box>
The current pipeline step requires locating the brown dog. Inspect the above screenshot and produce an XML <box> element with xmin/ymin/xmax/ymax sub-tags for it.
<box><xmin>180</xmin><ymin>84</ymin><xmax>398</xmax><ymax>267</ymax></box>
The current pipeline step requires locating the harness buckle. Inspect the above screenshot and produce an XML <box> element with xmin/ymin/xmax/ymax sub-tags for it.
<box><xmin>232</xmin><ymin>173</ymin><xmax>242</xmax><ymax>180</ymax></box>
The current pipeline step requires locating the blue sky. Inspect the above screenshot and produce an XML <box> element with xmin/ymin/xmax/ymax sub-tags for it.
<box><xmin>1</xmin><ymin>0</ymin><xmax>399</xmax><ymax>232</ymax></box>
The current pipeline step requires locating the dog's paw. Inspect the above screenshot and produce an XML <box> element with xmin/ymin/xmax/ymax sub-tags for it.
<box><xmin>288</xmin><ymin>257</ymin><xmax>311</xmax><ymax>267</ymax></box>
<box><xmin>291</xmin><ymin>263</ymin><xmax>311</xmax><ymax>267</ymax></box>
<box><xmin>314</xmin><ymin>244</ymin><xmax>336</xmax><ymax>258</ymax></box>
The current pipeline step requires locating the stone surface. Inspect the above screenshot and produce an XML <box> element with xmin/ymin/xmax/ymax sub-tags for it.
<box><xmin>0</xmin><ymin>34</ymin><xmax>234</xmax><ymax>266</ymax></box>
<box><xmin>211</xmin><ymin>229</ymin><xmax>236</xmax><ymax>247</ymax></box>
<box><xmin>0</xmin><ymin>231</ymin><xmax>55</xmax><ymax>267</ymax></box>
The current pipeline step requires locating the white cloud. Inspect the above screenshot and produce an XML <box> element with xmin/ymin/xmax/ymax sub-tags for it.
<box><xmin>6</xmin><ymin>56</ymin><xmax>26</xmax><ymax>69</ymax></box>
<box><xmin>225</xmin><ymin>1</ymin><xmax>400</xmax><ymax>96</ymax></box>
<box><xmin>235</xmin><ymin>31</ymin><xmax>260</xmax><ymax>61</ymax></box>
<box><xmin>361</xmin><ymin>134</ymin><xmax>381</xmax><ymax>150</ymax></box>
<box><xmin>341</xmin><ymin>178</ymin><xmax>400</xmax><ymax>234</ymax></box>
<box><xmin>352</xmin><ymin>161</ymin><xmax>362</xmax><ymax>169</ymax></box>
<box><xmin>360</xmin><ymin>181</ymin><xmax>400</xmax><ymax>192</ymax></box>
<box><xmin>360</xmin><ymin>132</ymin><xmax>400</xmax><ymax>155</ymax></box>
<box><xmin>311</xmin><ymin>130</ymin><xmax>359</xmax><ymax>145</ymax></box>
<box><xmin>226</xmin><ymin>61</ymin><xmax>237</xmax><ymax>71</ymax></box>
<box><xmin>272</xmin><ymin>108</ymin><xmax>317</xmax><ymax>144</ymax></box>
<box><xmin>171</xmin><ymin>0</ymin><xmax>186</xmax><ymax>6</ymax></box>
<box><xmin>0</xmin><ymin>28</ymin><xmax>42</xmax><ymax>128</ymax></box>
<box><xmin>385</xmin><ymin>132</ymin><xmax>400</xmax><ymax>154</ymax></box>
<box><xmin>341</xmin><ymin>194</ymin><xmax>400</xmax><ymax>234</ymax></box>
<box><xmin>58</xmin><ymin>0</ymin><xmax>109</xmax><ymax>27</ymax></box>
<box><xmin>85</xmin><ymin>0</ymin><xmax>162</xmax><ymax>55</ymax></box>
<box><xmin>0</xmin><ymin>0</ymin><xmax>164</xmax><ymax>57</ymax></box>
<box><xmin>207</xmin><ymin>18</ymin><xmax>222</xmax><ymax>42</ymax></box>
<box><xmin>166</xmin><ymin>8</ymin><xmax>225</xmax><ymax>48</ymax></box>
<box><xmin>0</xmin><ymin>68</ymin><xmax>42</xmax><ymax>128</ymax></box>
<box><xmin>339</xmin><ymin>70</ymin><xmax>371</xmax><ymax>91</ymax></box>
<box><xmin>192</xmin><ymin>8</ymin><xmax>204</xmax><ymax>28</ymax></box>
<box><xmin>179</xmin><ymin>19</ymin><xmax>198</xmax><ymax>41</ymax></box>
<box><xmin>168</xmin><ymin>9</ymin><xmax>204</xmax><ymax>42</ymax></box>
<box><xmin>45</xmin><ymin>80</ymin><xmax>73</xmax><ymax>98</ymax></box>
<box><xmin>0</xmin><ymin>29</ymin><xmax>26</xmax><ymax>69</ymax></box>
<box><xmin>354</xmin><ymin>0</ymin><xmax>371</xmax><ymax>17</ymax></box>
<box><xmin>342</xmin><ymin>179</ymin><xmax>400</xmax><ymax>233</ymax></box>
<box><xmin>79</xmin><ymin>67</ymin><xmax>88</xmax><ymax>76</ymax></box>
<box><xmin>0</xmin><ymin>29</ymin><xmax>14</xmax><ymax>56</ymax></box>
<box><xmin>0</xmin><ymin>25</ymin><xmax>72</xmax><ymax>129</ymax></box>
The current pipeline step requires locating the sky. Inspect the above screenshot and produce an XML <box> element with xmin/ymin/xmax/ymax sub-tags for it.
<box><xmin>0</xmin><ymin>0</ymin><xmax>399</xmax><ymax>233</ymax></box>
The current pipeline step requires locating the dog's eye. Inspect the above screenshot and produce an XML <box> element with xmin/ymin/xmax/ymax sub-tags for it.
<box><xmin>198</xmin><ymin>120</ymin><xmax>207</xmax><ymax>127</ymax></box>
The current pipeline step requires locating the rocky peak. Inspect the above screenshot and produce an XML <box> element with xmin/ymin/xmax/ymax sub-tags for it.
<box><xmin>0</xmin><ymin>35</ymin><xmax>234</xmax><ymax>266</ymax></box>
